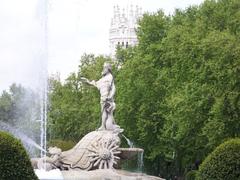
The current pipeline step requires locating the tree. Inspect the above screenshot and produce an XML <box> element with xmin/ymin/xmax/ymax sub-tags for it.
<box><xmin>115</xmin><ymin>0</ymin><xmax>240</xmax><ymax>177</ymax></box>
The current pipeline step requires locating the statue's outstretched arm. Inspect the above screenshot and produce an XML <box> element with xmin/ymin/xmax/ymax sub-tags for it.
<box><xmin>80</xmin><ymin>77</ymin><xmax>97</xmax><ymax>87</ymax></box>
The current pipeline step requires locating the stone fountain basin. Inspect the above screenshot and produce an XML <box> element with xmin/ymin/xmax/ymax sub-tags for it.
<box><xmin>35</xmin><ymin>169</ymin><xmax>165</xmax><ymax>180</ymax></box>
<box><xmin>118</xmin><ymin>148</ymin><xmax>144</xmax><ymax>160</ymax></box>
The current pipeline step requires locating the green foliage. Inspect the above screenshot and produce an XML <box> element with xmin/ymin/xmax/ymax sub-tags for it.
<box><xmin>48</xmin><ymin>139</ymin><xmax>75</xmax><ymax>151</ymax></box>
<box><xmin>198</xmin><ymin>138</ymin><xmax>240</xmax><ymax>180</ymax></box>
<box><xmin>185</xmin><ymin>170</ymin><xmax>198</xmax><ymax>180</ymax></box>
<box><xmin>115</xmin><ymin>45</ymin><xmax>136</xmax><ymax>65</ymax></box>
<box><xmin>0</xmin><ymin>131</ymin><xmax>38</xmax><ymax>180</ymax></box>
<box><xmin>0</xmin><ymin>91</ymin><xmax>12</xmax><ymax>122</ymax></box>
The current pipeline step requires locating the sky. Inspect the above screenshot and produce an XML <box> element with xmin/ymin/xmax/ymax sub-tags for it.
<box><xmin>0</xmin><ymin>0</ymin><xmax>204</xmax><ymax>92</ymax></box>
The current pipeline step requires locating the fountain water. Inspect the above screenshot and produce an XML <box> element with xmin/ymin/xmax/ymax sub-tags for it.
<box><xmin>122</xmin><ymin>134</ymin><xmax>134</xmax><ymax>148</ymax></box>
<box><xmin>36</xmin><ymin>0</ymin><xmax>49</xmax><ymax>159</ymax></box>
<box><xmin>39</xmin><ymin>83</ymin><xmax>48</xmax><ymax>158</ymax></box>
<box><xmin>137</xmin><ymin>150</ymin><xmax>144</xmax><ymax>172</ymax></box>
<box><xmin>35</xmin><ymin>0</ymin><xmax>49</xmax><ymax>173</ymax></box>
<box><xmin>121</xmin><ymin>134</ymin><xmax>144</xmax><ymax>173</ymax></box>
<box><xmin>0</xmin><ymin>121</ymin><xmax>46</xmax><ymax>153</ymax></box>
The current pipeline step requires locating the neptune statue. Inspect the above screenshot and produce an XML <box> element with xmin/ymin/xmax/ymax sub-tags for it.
<box><xmin>81</xmin><ymin>62</ymin><xmax>122</xmax><ymax>133</ymax></box>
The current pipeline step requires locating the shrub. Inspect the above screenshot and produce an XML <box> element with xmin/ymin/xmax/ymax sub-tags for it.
<box><xmin>0</xmin><ymin>131</ymin><xmax>38</xmax><ymax>180</ymax></box>
<box><xmin>198</xmin><ymin>138</ymin><xmax>240</xmax><ymax>180</ymax></box>
<box><xmin>185</xmin><ymin>170</ymin><xmax>198</xmax><ymax>180</ymax></box>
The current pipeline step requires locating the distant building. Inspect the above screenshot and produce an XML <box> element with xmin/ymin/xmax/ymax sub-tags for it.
<box><xmin>109</xmin><ymin>5</ymin><xmax>142</xmax><ymax>58</ymax></box>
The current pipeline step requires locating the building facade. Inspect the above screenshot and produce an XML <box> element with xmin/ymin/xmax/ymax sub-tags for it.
<box><xmin>109</xmin><ymin>5</ymin><xmax>142</xmax><ymax>58</ymax></box>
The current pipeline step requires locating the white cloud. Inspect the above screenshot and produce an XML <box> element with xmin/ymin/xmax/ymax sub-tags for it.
<box><xmin>0</xmin><ymin>0</ymin><xmax>46</xmax><ymax>92</ymax></box>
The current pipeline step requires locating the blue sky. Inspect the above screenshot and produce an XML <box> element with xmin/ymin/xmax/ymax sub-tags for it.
<box><xmin>0</xmin><ymin>0</ymin><xmax>204</xmax><ymax>92</ymax></box>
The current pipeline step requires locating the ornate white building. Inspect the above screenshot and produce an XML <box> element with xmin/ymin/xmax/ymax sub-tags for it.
<box><xmin>109</xmin><ymin>5</ymin><xmax>142</xmax><ymax>58</ymax></box>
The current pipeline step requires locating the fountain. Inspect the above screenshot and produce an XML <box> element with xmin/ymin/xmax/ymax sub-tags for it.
<box><xmin>36</xmin><ymin>0</ymin><xmax>49</xmax><ymax>159</ymax></box>
<box><xmin>32</xmin><ymin>63</ymin><xmax>164</xmax><ymax>179</ymax></box>
<box><xmin>39</xmin><ymin>80</ymin><xmax>48</xmax><ymax>159</ymax></box>
<box><xmin>122</xmin><ymin>134</ymin><xmax>134</xmax><ymax>148</ymax></box>
<box><xmin>138</xmin><ymin>150</ymin><xmax>144</xmax><ymax>172</ymax></box>
<box><xmin>0</xmin><ymin>121</ymin><xmax>46</xmax><ymax>154</ymax></box>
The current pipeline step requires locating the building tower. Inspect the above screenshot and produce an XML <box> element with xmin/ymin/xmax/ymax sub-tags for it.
<box><xmin>109</xmin><ymin>5</ymin><xmax>142</xmax><ymax>58</ymax></box>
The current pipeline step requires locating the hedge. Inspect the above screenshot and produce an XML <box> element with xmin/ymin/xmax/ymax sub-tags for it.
<box><xmin>198</xmin><ymin>138</ymin><xmax>240</xmax><ymax>180</ymax></box>
<box><xmin>0</xmin><ymin>131</ymin><xmax>38</xmax><ymax>180</ymax></box>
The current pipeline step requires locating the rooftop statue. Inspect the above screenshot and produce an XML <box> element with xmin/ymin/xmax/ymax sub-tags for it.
<box><xmin>81</xmin><ymin>62</ymin><xmax>122</xmax><ymax>133</ymax></box>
